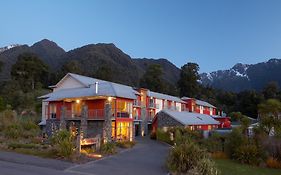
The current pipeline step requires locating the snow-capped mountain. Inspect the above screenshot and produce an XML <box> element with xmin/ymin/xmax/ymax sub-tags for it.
<box><xmin>0</xmin><ymin>44</ymin><xmax>21</xmax><ymax>53</ymax></box>
<box><xmin>200</xmin><ymin>59</ymin><xmax>281</xmax><ymax>92</ymax></box>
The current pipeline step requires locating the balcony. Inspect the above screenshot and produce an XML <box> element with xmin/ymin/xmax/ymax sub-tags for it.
<box><xmin>133</xmin><ymin>100</ymin><xmax>141</xmax><ymax>107</ymax></box>
<box><xmin>149</xmin><ymin>103</ymin><xmax>159</xmax><ymax>109</ymax></box>
<box><xmin>88</xmin><ymin>109</ymin><xmax>104</xmax><ymax>120</ymax></box>
<box><xmin>114</xmin><ymin>112</ymin><xmax>130</xmax><ymax>118</ymax></box>
<box><xmin>65</xmin><ymin>110</ymin><xmax>82</xmax><ymax>120</ymax></box>
<box><xmin>147</xmin><ymin>114</ymin><xmax>155</xmax><ymax>121</ymax></box>
<box><xmin>163</xmin><ymin>106</ymin><xmax>180</xmax><ymax>111</ymax></box>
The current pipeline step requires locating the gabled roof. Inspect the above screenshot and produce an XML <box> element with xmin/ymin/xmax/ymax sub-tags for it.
<box><xmin>41</xmin><ymin>73</ymin><xmax>138</xmax><ymax>101</ymax></box>
<box><xmin>181</xmin><ymin>97</ymin><xmax>216</xmax><ymax>108</ymax></box>
<box><xmin>161</xmin><ymin>110</ymin><xmax>219</xmax><ymax>125</ymax></box>
<box><xmin>196</xmin><ymin>99</ymin><xmax>216</xmax><ymax>108</ymax></box>
<box><xmin>148</xmin><ymin>91</ymin><xmax>186</xmax><ymax>103</ymax></box>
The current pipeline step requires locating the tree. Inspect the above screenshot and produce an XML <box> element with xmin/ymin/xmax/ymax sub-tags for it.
<box><xmin>11</xmin><ymin>53</ymin><xmax>49</xmax><ymax>92</ymax></box>
<box><xmin>140</xmin><ymin>64</ymin><xmax>165</xmax><ymax>92</ymax></box>
<box><xmin>258</xmin><ymin>99</ymin><xmax>281</xmax><ymax>135</ymax></box>
<box><xmin>177</xmin><ymin>63</ymin><xmax>200</xmax><ymax>97</ymax></box>
<box><xmin>95</xmin><ymin>65</ymin><xmax>113</xmax><ymax>81</ymax></box>
<box><xmin>61</xmin><ymin>60</ymin><xmax>82</xmax><ymax>75</ymax></box>
<box><xmin>263</xmin><ymin>81</ymin><xmax>279</xmax><ymax>99</ymax></box>
<box><xmin>235</xmin><ymin>90</ymin><xmax>264</xmax><ymax>118</ymax></box>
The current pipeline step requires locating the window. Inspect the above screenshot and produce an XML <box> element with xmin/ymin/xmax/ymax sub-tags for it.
<box><xmin>190</xmin><ymin>126</ymin><xmax>194</xmax><ymax>131</ymax></box>
<box><xmin>116</xmin><ymin>121</ymin><xmax>132</xmax><ymax>141</ymax></box>
<box><xmin>111</xmin><ymin>121</ymin><xmax>116</xmax><ymax>139</ymax></box>
<box><xmin>72</xmin><ymin>100</ymin><xmax>82</xmax><ymax>117</ymax></box>
<box><xmin>116</xmin><ymin>100</ymin><xmax>133</xmax><ymax>118</ymax></box>
<box><xmin>49</xmin><ymin>104</ymin><xmax>56</xmax><ymax>119</ymax></box>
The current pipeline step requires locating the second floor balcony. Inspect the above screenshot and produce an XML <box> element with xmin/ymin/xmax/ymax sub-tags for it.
<box><xmin>149</xmin><ymin>103</ymin><xmax>159</xmax><ymax>109</ymax></box>
<box><xmin>133</xmin><ymin>100</ymin><xmax>141</xmax><ymax>107</ymax></box>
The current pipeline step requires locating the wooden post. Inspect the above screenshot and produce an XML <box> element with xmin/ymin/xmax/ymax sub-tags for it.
<box><xmin>103</xmin><ymin>102</ymin><xmax>112</xmax><ymax>143</ymax></box>
<box><xmin>77</xmin><ymin>134</ymin><xmax>81</xmax><ymax>155</ymax></box>
<box><xmin>81</xmin><ymin>105</ymin><xmax>88</xmax><ymax>137</ymax></box>
<box><xmin>141</xmin><ymin>106</ymin><xmax>147</xmax><ymax>136</ymax></box>
<box><xmin>60</xmin><ymin>106</ymin><xmax>66</xmax><ymax>130</ymax></box>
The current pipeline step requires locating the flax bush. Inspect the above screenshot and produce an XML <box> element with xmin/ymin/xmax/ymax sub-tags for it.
<box><xmin>234</xmin><ymin>144</ymin><xmax>265</xmax><ymax>165</ymax></box>
<box><xmin>100</xmin><ymin>142</ymin><xmax>116</xmax><ymax>155</ymax></box>
<box><xmin>51</xmin><ymin>130</ymin><xmax>75</xmax><ymax>158</ymax></box>
<box><xmin>167</xmin><ymin>142</ymin><xmax>219</xmax><ymax>175</ymax></box>
<box><xmin>156</xmin><ymin>129</ymin><xmax>173</xmax><ymax>145</ymax></box>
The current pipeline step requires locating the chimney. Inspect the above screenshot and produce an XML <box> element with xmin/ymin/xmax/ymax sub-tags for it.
<box><xmin>95</xmin><ymin>82</ymin><xmax>99</xmax><ymax>94</ymax></box>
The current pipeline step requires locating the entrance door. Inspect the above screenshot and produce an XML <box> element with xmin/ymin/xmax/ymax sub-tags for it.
<box><xmin>135</xmin><ymin>124</ymin><xmax>140</xmax><ymax>136</ymax></box>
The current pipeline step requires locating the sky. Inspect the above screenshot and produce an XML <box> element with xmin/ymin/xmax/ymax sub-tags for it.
<box><xmin>1</xmin><ymin>0</ymin><xmax>281</xmax><ymax>73</ymax></box>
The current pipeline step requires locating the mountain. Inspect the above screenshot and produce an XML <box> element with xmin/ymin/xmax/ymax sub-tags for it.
<box><xmin>30</xmin><ymin>39</ymin><xmax>66</xmax><ymax>69</ymax></box>
<box><xmin>63</xmin><ymin>43</ymin><xmax>142</xmax><ymax>86</ymax></box>
<box><xmin>133</xmin><ymin>58</ymin><xmax>180</xmax><ymax>85</ymax></box>
<box><xmin>0</xmin><ymin>39</ymin><xmax>66</xmax><ymax>81</ymax></box>
<box><xmin>0</xmin><ymin>44</ymin><xmax>22</xmax><ymax>53</ymax></box>
<box><xmin>200</xmin><ymin>59</ymin><xmax>281</xmax><ymax>92</ymax></box>
<box><xmin>0</xmin><ymin>39</ymin><xmax>179</xmax><ymax>87</ymax></box>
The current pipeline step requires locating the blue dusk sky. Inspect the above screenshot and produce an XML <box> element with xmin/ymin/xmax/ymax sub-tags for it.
<box><xmin>1</xmin><ymin>0</ymin><xmax>281</xmax><ymax>72</ymax></box>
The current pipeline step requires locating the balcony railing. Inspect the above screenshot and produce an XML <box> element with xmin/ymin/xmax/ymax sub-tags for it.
<box><xmin>88</xmin><ymin>109</ymin><xmax>104</xmax><ymax>120</ymax></box>
<box><xmin>149</xmin><ymin>103</ymin><xmax>159</xmax><ymax>109</ymax></box>
<box><xmin>133</xmin><ymin>100</ymin><xmax>141</xmax><ymax>107</ymax></box>
<box><xmin>65</xmin><ymin>110</ymin><xmax>82</xmax><ymax>119</ymax></box>
<box><xmin>163</xmin><ymin>106</ymin><xmax>180</xmax><ymax>111</ymax></box>
<box><xmin>147</xmin><ymin>114</ymin><xmax>155</xmax><ymax>121</ymax></box>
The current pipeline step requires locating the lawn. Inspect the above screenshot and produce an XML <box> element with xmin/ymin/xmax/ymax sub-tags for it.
<box><xmin>215</xmin><ymin>159</ymin><xmax>281</xmax><ymax>175</ymax></box>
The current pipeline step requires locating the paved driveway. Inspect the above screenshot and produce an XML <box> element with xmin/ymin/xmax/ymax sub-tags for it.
<box><xmin>0</xmin><ymin>137</ymin><xmax>169</xmax><ymax>175</ymax></box>
<box><xmin>66</xmin><ymin>137</ymin><xmax>170</xmax><ymax>175</ymax></box>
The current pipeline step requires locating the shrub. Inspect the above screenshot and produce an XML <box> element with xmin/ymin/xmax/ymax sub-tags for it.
<box><xmin>234</xmin><ymin>144</ymin><xmax>265</xmax><ymax>165</ymax></box>
<box><xmin>8</xmin><ymin>143</ymin><xmax>40</xmax><ymax>149</ymax></box>
<box><xmin>150</xmin><ymin>132</ymin><xmax>156</xmax><ymax>140</ymax></box>
<box><xmin>166</xmin><ymin>142</ymin><xmax>219</xmax><ymax>175</ymax></box>
<box><xmin>4</xmin><ymin>123</ymin><xmax>22</xmax><ymax>139</ymax></box>
<box><xmin>224</xmin><ymin>128</ymin><xmax>247</xmax><ymax>158</ymax></box>
<box><xmin>116</xmin><ymin>141</ymin><xmax>136</xmax><ymax>149</ymax></box>
<box><xmin>200</xmin><ymin>132</ymin><xmax>224</xmax><ymax>153</ymax></box>
<box><xmin>100</xmin><ymin>142</ymin><xmax>116</xmax><ymax>155</ymax></box>
<box><xmin>263</xmin><ymin>137</ymin><xmax>281</xmax><ymax>161</ymax></box>
<box><xmin>20</xmin><ymin>118</ymin><xmax>39</xmax><ymax>131</ymax></box>
<box><xmin>0</xmin><ymin>109</ymin><xmax>17</xmax><ymax>131</ymax></box>
<box><xmin>156</xmin><ymin>129</ymin><xmax>173</xmax><ymax>145</ymax></box>
<box><xmin>171</xmin><ymin>127</ymin><xmax>202</xmax><ymax>143</ymax></box>
<box><xmin>51</xmin><ymin>130</ymin><xmax>75</xmax><ymax>158</ymax></box>
<box><xmin>211</xmin><ymin>151</ymin><xmax>228</xmax><ymax>159</ymax></box>
<box><xmin>266</xmin><ymin>157</ymin><xmax>281</xmax><ymax>169</ymax></box>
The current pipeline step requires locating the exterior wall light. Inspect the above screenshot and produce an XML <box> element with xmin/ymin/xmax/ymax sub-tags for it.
<box><xmin>107</xmin><ymin>97</ymin><xmax>113</xmax><ymax>102</ymax></box>
<box><xmin>76</xmin><ymin>99</ymin><xmax>80</xmax><ymax>104</ymax></box>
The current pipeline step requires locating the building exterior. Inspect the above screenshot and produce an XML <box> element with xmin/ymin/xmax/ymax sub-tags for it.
<box><xmin>39</xmin><ymin>73</ymin><xmax>186</xmax><ymax>141</ymax></box>
<box><xmin>181</xmin><ymin>97</ymin><xmax>231</xmax><ymax>129</ymax></box>
<box><xmin>39</xmin><ymin>73</ymin><xmax>231</xmax><ymax>141</ymax></box>
<box><xmin>152</xmin><ymin>110</ymin><xmax>220</xmax><ymax>133</ymax></box>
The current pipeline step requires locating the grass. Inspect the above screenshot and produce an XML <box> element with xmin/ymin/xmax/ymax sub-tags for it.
<box><xmin>215</xmin><ymin>158</ymin><xmax>281</xmax><ymax>175</ymax></box>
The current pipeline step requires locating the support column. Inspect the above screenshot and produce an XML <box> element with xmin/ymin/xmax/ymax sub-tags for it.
<box><xmin>141</xmin><ymin>106</ymin><xmax>148</xmax><ymax>136</ymax></box>
<box><xmin>60</xmin><ymin>106</ymin><xmax>66</xmax><ymax>130</ymax></box>
<box><xmin>81</xmin><ymin>105</ymin><xmax>88</xmax><ymax>137</ymax></box>
<box><xmin>103</xmin><ymin>102</ymin><xmax>112</xmax><ymax>143</ymax></box>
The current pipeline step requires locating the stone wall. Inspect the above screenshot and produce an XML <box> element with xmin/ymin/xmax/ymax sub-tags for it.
<box><xmin>87</xmin><ymin>121</ymin><xmax>104</xmax><ymax>138</ymax></box>
<box><xmin>157</xmin><ymin>111</ymin><xmax>184</xmax><ymax>129</ymax></box>
<box><xmin>45</xmin><ymin>119</ymin><xmax>60</xmax><ymax>137</ymax></box>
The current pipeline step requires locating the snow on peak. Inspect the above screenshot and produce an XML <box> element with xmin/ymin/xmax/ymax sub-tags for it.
<box><xmin>0</xmin><ymin>44</ymin><xmax>21</xmax><ymax>53</ymax></box>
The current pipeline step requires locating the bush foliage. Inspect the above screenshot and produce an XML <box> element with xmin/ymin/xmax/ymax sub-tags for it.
<box><xmin>51</xmin><ymin>130</ymin><xmax>75</xmax><ymax>158</ymax></box>
<box><xmin>101</xmin><ymin>142</ymin><xmax>117</xmax><ymax>155</ymax></box>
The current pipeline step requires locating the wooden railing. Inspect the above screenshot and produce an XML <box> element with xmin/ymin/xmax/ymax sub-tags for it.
<box><xmin>88</xmin><ymin>109</ymin><xmax>104</xmax><ymax>120</ymax></box>
<box><xmin>65</xmin><ymin>110</ymin><xmax>81</xmax><ymax>119</ymax></box>
<box><xmin>133</xmin><ymin>100</ymin><xmax>141</xmax><ymax>107</ymax></box>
